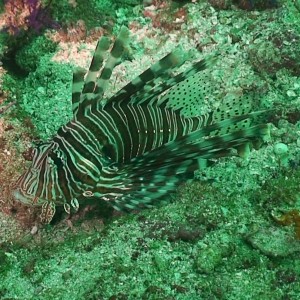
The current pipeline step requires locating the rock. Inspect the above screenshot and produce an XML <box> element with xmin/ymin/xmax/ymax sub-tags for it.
<box><xmin>245</xmin><ymin>226</ymin><xmax>300</xmax><ymax>257</ymax></box>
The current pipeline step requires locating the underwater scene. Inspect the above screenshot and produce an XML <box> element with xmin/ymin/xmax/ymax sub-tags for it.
<box><xmin>0</xmin><ymin>0</ymin><xmax>300</xmax><ymax>299</ymax></box>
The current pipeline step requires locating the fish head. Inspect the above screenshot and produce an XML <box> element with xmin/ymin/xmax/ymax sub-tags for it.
<box><xmin>12</xmin><ymin>141</ymin><xmax>68</xmax><ymax>208</ymax></box>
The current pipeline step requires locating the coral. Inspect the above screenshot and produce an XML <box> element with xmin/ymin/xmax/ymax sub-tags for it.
<box><xmin>245</xmin><ymin>226</ymin><xmax>300</xmax><ymax>257</ymax></box>
<box><xmin>252</xmin><ymin>165</ymin><xmax>300</xmax><ymax>240</ymax></box>
<box><xmin>273</xmin><ymin>143</ymin><xmax>289</xmax><ymax>167</ymax></box>
<box><xmin>0</xmin><ymin>0</ymin><xmax>57</xmax><ymax>79</ymax></box>
<box><xmin>253</xmin><ymin>168</ymin><xmax>300</xmax><ymax>208</ymax></box>
<box><xmin>143</xmin><ymin>0</ymin><xmax>188</xmax><ymax>32</ymax></box>
<box><xmin>49</xmin><ymin>0</ymin><xmax>115</xmax><ymax>31</ymax></box>
<box><xmin>51</xmin><ymin>19</ymin><xmax>105</xmax><ymax>43</ymax></box>
<box><xmin>1</xmin><ymin>0</ymin><xmax>55</xmax><ymax>35</ymax></box>
<box><xmin>194</xmin><ymin>241</ymin><xmax>233</xmax><ymax>274</ymax></box>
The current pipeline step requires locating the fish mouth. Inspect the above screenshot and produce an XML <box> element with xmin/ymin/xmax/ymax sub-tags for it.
<box><xmin>12</xmin><ymin>187</ymin><xmax>67</xmax><ymax>206</ymax></box>
<box><xmin>12</xmin><ymin>188</ymin><xmax>43</xmax><ymax>206</ymax></box>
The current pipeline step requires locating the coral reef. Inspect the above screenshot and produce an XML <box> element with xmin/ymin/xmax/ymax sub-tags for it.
<box><xmin>0</xmin><ymin>0</ymin><xmax>299</xmax><ymax>299</ymax></box>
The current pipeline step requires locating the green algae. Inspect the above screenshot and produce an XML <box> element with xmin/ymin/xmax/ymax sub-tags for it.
<box><xmin>20</xmin><ymin>55</ymin><xmax>73</xmax><ymax>140</ymax></box>
<box><xmin>15</xmin><ymin>36</ymin><xmax>57</xmax><ymax>73</ymax></box>
<box><xmin>48</xmin><ymin>0</ymin><xmax>118</xmax><ymax>30</ymax></box>
<box><xmin>0</xmin><ymin>249</ymin><xmax>10</xmax><ymax>277</ymax></box>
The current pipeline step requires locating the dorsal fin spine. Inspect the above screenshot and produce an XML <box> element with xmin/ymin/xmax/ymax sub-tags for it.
<box><xmin>94</xmin><ymin>26</ymin><xmax>129</xmax><ymax>98</ymax></box>
<box><xmin>82</xmin><ymin>37</ymin><xmax>110</xmax><ymax>95</ymax></box>
<box><xmin>74</xmin><ymin>37</ymin><xmax>110</xmax><ymax>115</ymax></box>
<box><xmin>74</xmin><ymin>26</ymin><xmax>130</xmax><ymax>115</ymax></box>
<box><xmin>72</xmin><ymin>67</ymin><xmax>86</xmax><ymax>113</ymax></box>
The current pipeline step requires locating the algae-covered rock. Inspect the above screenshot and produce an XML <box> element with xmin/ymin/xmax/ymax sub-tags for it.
<box><xmin>248</xmin><ymin>25</ymin><xmax>300</xmax><ymax>76</ymax></box>
<box><xmin>194</xmin><ymin>241</ymin><xmax>233</xmax><ymax>274</ymax></box>
<box><xmin>245</xmin><ymin>227</ymin><xmax>300</xmax><ymax>257</ymax></box>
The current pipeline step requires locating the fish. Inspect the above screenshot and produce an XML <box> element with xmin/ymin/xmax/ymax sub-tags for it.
<box><xmin>12</xmin><ymin>26</ymin><xmax>270</xmax><ymax>223</ymax></box>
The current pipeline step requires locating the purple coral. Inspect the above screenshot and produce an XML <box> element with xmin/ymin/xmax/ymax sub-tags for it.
<box><xmin>3</xmin><ymin>0</ymin><xmax>58</xmax><ymax>35</ymax></box>
<box><xmin>25</xmin><ymin>0</ymin><xmax>57</xmax><ymax>33</ymax></box>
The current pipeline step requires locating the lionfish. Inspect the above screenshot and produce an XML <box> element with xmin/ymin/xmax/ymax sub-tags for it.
<box><xmin>12</xmin><ymin>26</ymin><xmax>270</xmax><ymax>223</ymax></box>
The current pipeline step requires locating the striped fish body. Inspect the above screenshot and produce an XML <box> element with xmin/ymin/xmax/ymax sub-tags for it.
<box><xmin>13</xmin><ymin>27</ymin><xmax>270</xmax><ymax>223</ymax></box>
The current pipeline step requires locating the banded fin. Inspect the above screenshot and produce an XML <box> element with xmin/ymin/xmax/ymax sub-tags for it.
<box><xmin>94</xmin><ymin>26</ymin><xmax>129</xmax><ymax>98</ymax></box>
<box><xmin>82</xmin><ymin>37</ymin><xmax>110</xmax><ymax>95</ymax></box>
<box><xmin>72</xmin><ymin>67</ymin><xmax>86</xmax><ymax>113</ymax></box>
<box><xmin>75</xmin><ymin>26</ymin><xmax>129</xmax><ymax>115</ymax></box>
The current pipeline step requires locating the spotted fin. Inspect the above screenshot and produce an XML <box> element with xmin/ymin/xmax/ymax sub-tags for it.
<box><xmin>105</xmin><ymin>51</ymin><xmax>218</xmax><ymax>109</ymax></box>
<box><xmin>105</xmin><ymin>46</ymin><xmax>190</xmax><ymax>105</ymax></box>
<box><xmin>131</xmin><ymin>57</ymin><xmax>216</xmax><ymax>106</ymax></box>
